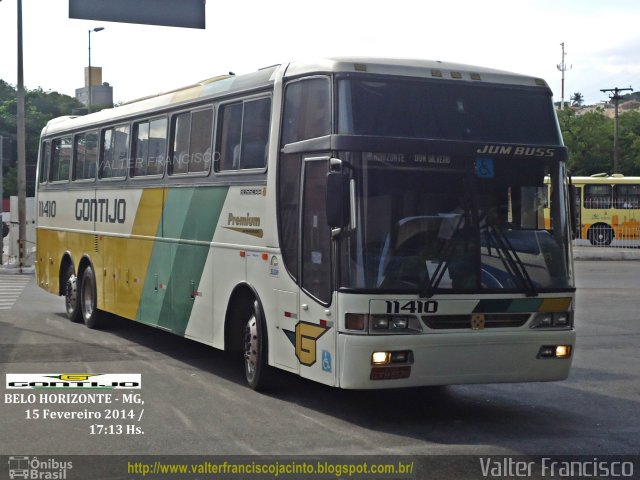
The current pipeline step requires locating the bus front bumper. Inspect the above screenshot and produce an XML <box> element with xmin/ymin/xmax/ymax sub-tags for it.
<box><xmin>337</xmin><ymin>330</ymin><xmax>575</xmax><ymax>389</ymax></box>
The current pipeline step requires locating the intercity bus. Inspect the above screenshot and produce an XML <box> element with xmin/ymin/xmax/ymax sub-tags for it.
<box><xmin>36</xmin><ymin>58</ymin><xmax>575</xmax><ymax>390</ymax></box>
<box><xmin>567</xmin><ymin>174</ymin><xmax>640</xmax><ymax>246</ymax></box>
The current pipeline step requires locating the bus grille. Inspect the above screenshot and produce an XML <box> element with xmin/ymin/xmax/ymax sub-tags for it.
<box><xmin>422</xmin><ymin>313</ymin><xmax>530</xmax><ymax>330</ymax></box>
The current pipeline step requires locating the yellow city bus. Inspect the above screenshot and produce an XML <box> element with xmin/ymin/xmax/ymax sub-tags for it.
<box><xmin>568</xmin><ymin>174</ymin><xmax>640</xmax><ymax>246</ymax></box>
<box><xmin>36</xmin><ymin>58</ymin><xmax>575</xmax><ymax>390</ymax></box>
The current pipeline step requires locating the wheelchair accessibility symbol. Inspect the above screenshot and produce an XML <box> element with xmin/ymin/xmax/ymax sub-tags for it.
<box><xmin>475</xmin><ymin>157</ymin><xmax>495</xmax><ymax>178</ymax></box>
<box><xmin>322</xmin><ymin>350</ymin><xmax>332</xmax><ymax>373</ymax></box>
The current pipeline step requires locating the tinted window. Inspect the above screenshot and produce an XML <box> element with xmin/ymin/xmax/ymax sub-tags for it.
<box><xmin>338</xmin><ymin>77</ymin><xmax>560</xmax><ymax>145</ymax></box>
<box><xmin>74</xmin><ymin>131</ymin><xmax>98</xmax><ymax>181</ymax></box>
<box><xmin>169</xmin><ymin>108</ymin><xmax>213</xmax><ymax>175</ymax></box>
<box><xmin>100</xmin><ymin>125</ymin><xmax>129</xmax><ymax>179</ymax></box>
<box><xmin>301</xmin><ymin>159</ymin><xmax>332</xmax><ymax>303</ymax></box>
<box><xmin>132</xmin><ymin>118</ymin><xmax>167</xmax><ymax>177</ymax></box>
<box><xmin>39</xmin><ymin>141</ymin><xmax>51</xmax><ymax>184</ymax></box>
<box><xmin>277</xmin><ymin>153</ymin><xmax>302</xmax><ymax>280</ymax></box>
<box><xmin>281</xmin><ymin>77</ymin><xmax>331</xmax><ymax>146</ymax></box>
<box><xmin>50</xmin><ymin>136</ymin><xmax>72</xmax><ymax>182</ymax></box>
<box><xmin>216</xmin><ymin>97</ymin><xmax>271</xmax><ymax>171</ymax></box>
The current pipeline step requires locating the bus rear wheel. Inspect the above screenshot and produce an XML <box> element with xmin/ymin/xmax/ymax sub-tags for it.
<box><xmin>64</xmin><ymin>264</ymin><xmax>82</xmax><ymax>323</ymax></box>
<box><xmin>79</xmin><ymin>265</ymin><xmax>103</xmax><ymax>329</ymax></box>
<box><xmin>588</xmin><ymin>225</ymin><xmax>613</xmax><ymax>246</ymax></box>
<box><xmin>243</xmin><ymin>299</ymin><xmax>272</xmax><ymax>391</ymax></box>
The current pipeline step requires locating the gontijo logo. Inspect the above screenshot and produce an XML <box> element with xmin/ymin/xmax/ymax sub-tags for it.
<box><xmin>6</xmin><ymin>374</ymin><xmax>141</xmax><ymax>389</ymax></box>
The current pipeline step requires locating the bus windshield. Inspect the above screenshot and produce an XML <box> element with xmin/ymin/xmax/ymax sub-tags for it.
<box><xmin>337</xmin><ymin>153</ymin><xmax>573</xmax><ymax>293</ymax></box>
<box><xmin>337</xmin><ymin>77</ymin><xmax>560</xmax><ymax>145</ymax></box>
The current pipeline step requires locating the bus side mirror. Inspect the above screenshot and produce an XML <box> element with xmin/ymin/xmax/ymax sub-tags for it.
<box><xmin>569</xmin><ymin>184</ymin><xmax>578</xmax><ymax>238</ymax></box>
<box><xmin>326</xmin><ymin>171</ymin><xmax>349</xmax><ymax>232</ymax></box>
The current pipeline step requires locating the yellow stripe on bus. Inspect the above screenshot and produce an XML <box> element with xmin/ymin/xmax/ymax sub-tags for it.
<box><xmin>539</xmin><ymin>297</ymin><xmax>572</xmax><ymax>312</ymax></box>
<box><xmin>103</xmin><ymin>188</ymin><xmax>165</xmax><ymax>320</ymax></box>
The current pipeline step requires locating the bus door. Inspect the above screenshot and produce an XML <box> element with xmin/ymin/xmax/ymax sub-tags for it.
<box><xmin>296</xmin><ymin>156</ymin><xmax>337</xmax><ymax>386</ymax></box>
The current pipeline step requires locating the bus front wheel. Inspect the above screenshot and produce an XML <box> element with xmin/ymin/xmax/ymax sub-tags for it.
<box><xmin>80</xmin><ymin>265</ymin><xmax>103</xmax><ymax>329</ymax></box>
<box><xmin>588</xmin><ymin>225</ymin><xmax>613</xmax><ymax>246</ymax></box>
<box><xmin>243</xmin><ymin>299</ymin><xmax>272</xmax><ymax>390</ymax></box>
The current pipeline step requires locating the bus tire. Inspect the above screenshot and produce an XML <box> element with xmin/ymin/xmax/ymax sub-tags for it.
<box><xmin>243</xmin><ymin>299</ymin><xmax>272</xmax><ymax>391</ymax></box>
<box><xmin>63</xmin><ymin>264</ymin><xmax>82</xmax><ymax>323</ymax></box>
<box><xmin>79</xmin><ymin>265</ymin><xmax>103</xmax><ymax>329</ymax></box>
<box><xmin>588</xmin><ymin>224</ymin><xmax>613</xmax><ymax>246</ymax></box>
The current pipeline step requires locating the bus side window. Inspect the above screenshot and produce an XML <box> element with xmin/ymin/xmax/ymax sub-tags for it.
<box><xmin>216</xmin><ymin>103</ymin><xmax>242</xmax><ymax>171</ymax></box>
<box><xmin>169</xmin><ymin>108</ymin><xmax>213</xmax><ymax>175</ymax></box>
<box><xmin>100</xmin><ymin>125</ymin><xmax>129</xmax><ymax>179</ymax></box>
<box><xmin>132</xmin><ymin>118</ymin><xmax>167</xmax><ymax>177</ymax></box>
<box><xmin>216</xmin><ymin>97</ymin><xmax>271</xmax><ymax>172</ymax></box>
<box><xmin>74</xmin><ymin>131</ymin><xmax>98</xmax><ymax>181</ymax></box>
<box><xmin>49</xmin><ymin>136</ymin><xmax>72</xmax><ymax>182</ymax></box>
<box><xmin>39</xmin><ymin>141</ymin><xmax>51</xmax><ymax>184</ymax></box>
<box><xmin>584</xmin><ymin>184</ymin><xmax>611</xmax><ymax>209</ymax></box>
<box><xmin>281</xmin><ymin>77</ymin><xmax>331</xmax><ymax>146</ymax></box>
<box><xmin>614</xmin><ymin>184</ymin><xmax>640</xmax><ymax>209</ymax></box>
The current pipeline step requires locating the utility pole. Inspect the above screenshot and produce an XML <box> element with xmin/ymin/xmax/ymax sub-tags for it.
<box><xmin>557</xmin><ymin>42</ymin><xmax>571</xmax><ymax>110</ymax></box>
<box><xmin>17</xmin><ymin>0</ymin><xmax>26</xmax><ymax>272</ymax></box>
<box><xmin>601</xmin><ymin>86</ymin><xmax>633</xmax><ymax>173</ymax></box>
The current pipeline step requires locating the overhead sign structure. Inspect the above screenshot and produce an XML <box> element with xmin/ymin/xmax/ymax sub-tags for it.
<box><xmin>69</xmin><ymin>0</ymin><xmax>206</xmax><ymax>29</ymax></box>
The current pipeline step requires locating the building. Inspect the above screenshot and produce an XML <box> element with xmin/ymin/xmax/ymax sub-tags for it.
<box><xmin>75</xmin><ymin>66</ymin><xmax>113</xmax><ymax>109</ymax></box>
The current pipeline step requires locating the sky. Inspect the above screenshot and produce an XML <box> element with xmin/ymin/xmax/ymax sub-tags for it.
<box><xmin>1</xmin><ymin>0</ymin><xmax>639</xmax><ymax>106</ymax></box>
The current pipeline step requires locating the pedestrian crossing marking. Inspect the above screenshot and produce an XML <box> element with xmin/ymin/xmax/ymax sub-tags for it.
<box><xmin>0</xmin><ymin>275</ymin><xmax>32</xmax><ymax>310</ymax></box>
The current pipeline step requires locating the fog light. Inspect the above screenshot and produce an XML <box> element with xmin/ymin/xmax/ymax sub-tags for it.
<box><xmin>372</xmin><ymin>351</ymin><xmax>391</xmax><ymax>365</ymax></box>
<box><xmin>538</xmin><ymin>345</ymin><xmax>572</xmax><ymax>359</ymax></box>
<box><xmin>390</xmin><ymin>350</ymin><xmax>412</xmax><ymax>363</ymax></box>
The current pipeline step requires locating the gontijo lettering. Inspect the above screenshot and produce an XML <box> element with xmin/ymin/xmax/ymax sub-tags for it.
<box><xmin>75</xmin><ymin>198</ymin><xmax>126</xmax><ymax>223</ymax></box>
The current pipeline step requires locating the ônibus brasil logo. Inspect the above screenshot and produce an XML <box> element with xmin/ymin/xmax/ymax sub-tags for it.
<box><xmin>6</xmin><ymin>374</ymin><xmax>141</xmax><ymax>389</ymax></box>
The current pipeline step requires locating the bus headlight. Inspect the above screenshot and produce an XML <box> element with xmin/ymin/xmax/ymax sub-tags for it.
<box><xmin>370</xmin><ymin>315</ymin><xmax>421</xmax><ymax>333</ymax></box>
<box><xmin>345</xmin><ymin>314</ymin><xmax>422</xmax><ymax>334</ymax></box>
<box><xmin>530</xmin><ymin>312</ymin><xmax>573</xmax><ymax>329</ymax></box>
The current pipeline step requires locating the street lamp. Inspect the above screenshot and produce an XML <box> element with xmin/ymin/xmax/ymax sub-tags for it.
<box><xmin>87</xmin><ymin>27</ymin><xmax>105</xmax><ymax>113</ymax></box>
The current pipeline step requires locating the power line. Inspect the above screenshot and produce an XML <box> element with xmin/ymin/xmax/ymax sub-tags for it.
<box><xmin>600</xmin><ymin>86</ymin><xmax>634</xmax><ymax>173</ymax></box>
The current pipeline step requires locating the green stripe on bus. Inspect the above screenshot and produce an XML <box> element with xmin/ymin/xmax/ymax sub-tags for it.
<box><xmin>138</xmin><ymin>186</ymin><xmax>229</xmax><ymax>334</ymax></box>
<box><xmin>473</xmin><ymin>298</ymin><xmax>543</xmax><ymax>313</ymax></box>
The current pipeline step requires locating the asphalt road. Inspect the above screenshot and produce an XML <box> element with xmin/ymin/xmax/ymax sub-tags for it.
<box><xmin>0</xmin><ymin>260</ymin><xmax>638</xmax><ymax>457</ymax></box>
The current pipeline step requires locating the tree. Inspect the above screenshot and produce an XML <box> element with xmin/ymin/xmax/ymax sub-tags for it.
<box><xmin>558</xmin><ymin>107</ymin><xmax>640</xmax><ymax>176</ymax></box>
<box><xmin>0</xmin><ymin>81</ymin><xmax>82</xmax><ymax>197</ymax></box>
<box><xmin>557</xmin><ymin>108</ymin><xmax>613</xmax><ymax>175</ymax></box>
<box><xmin>570</xmin><ymin>92</ymin><xmax>584</xmax><ymax>107</ymax></box>
<box><xmin>618</xmin><ymin>110</ymin><xmax>640</xmax><ymax>174</ymax></box>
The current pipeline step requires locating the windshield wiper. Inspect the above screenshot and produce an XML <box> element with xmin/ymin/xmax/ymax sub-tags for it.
<box><xmin>483</xmin><ymin>222</ymin><xmax>538</xmax><ymax>297</ymax></box>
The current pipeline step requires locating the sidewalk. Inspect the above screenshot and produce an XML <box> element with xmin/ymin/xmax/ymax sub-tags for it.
<box><xmin>0</xmin><ymin>263</ymin><xmax>35</xmax><ymax>274</ymax></box>
<box><xmin>573</xmin><ymin>245</ymin><xmax>640</xmax><ymax>261</ymax></box>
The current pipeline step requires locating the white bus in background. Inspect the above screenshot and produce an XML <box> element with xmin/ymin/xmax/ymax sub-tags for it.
<box><xmin>36</xmin><ymin>58</ymin><xmax>575</xmax><ymax>390</ymax></box>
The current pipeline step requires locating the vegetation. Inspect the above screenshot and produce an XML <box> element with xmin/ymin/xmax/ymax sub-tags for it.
<box><xmin>557</xmin><ymin>107</ymin><xmax>640</xmax><ymax>176</ymax></box>
<box><xmin>0</xmin><ymin>80</ymin><xmax>82</xmax><ymax>197</ymax></box>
